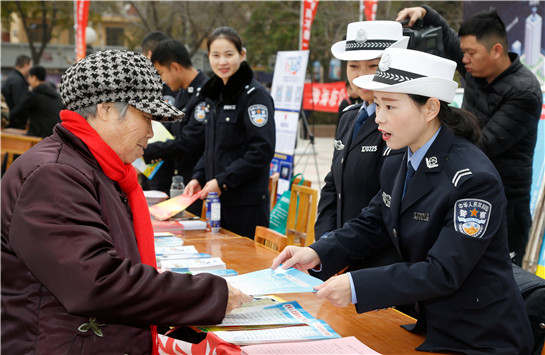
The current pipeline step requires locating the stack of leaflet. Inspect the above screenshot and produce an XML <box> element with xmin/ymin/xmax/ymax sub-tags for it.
<box><xmin>194</xmin><ymin>301</ymin><xmax>341</xmax><ymax>345</ymax></box>
<box><xmin>154</xmin><ymin>234</ymin><xmax>235</xmax><ymax>275</ymax></box>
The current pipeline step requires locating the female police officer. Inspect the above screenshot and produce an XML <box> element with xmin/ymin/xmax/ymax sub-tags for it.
<box><xmin>272</xmin><ymin>48</ymin><xmax>532</xmax><ymax>354</ymax></box>
<box><xmin>185</xmin><ymin>27</ymin><xmax>275</xmax><ymax>238</ymax></box>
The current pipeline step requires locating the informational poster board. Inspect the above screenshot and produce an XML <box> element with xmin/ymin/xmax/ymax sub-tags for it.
<box><xmin>270</xmin><ymin>51</ymin><xmax>309</xmax><ymax>196</ymax></box>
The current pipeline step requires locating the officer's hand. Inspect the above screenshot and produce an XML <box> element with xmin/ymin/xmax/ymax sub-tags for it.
<box><xmin>201</xmin><ymin>179</ymin><xmax>221</xmax><ymax>199</ymax></box>
<box><xmin>396</xmin><ymin>7</ymin><xmax>427</xmax><ymax>27</ymax></box>
<box><xmin>314</xmin><ymin>274</ymin><xmax>351</xmax><ymax>308</ymax></box>
<box><xmin>184</xmin><ymin>179</ymin><xmax>201</xmax><ymax>196</ymax></box>
<box><xmin>225</xmin><ymin>283</ymin><xmax>253</xmax><ymax>314</ymax></box>
<box><xmin>271</xmin><ymin>246</ymin><xmax>320</xmax><ymax>272</ymax></box>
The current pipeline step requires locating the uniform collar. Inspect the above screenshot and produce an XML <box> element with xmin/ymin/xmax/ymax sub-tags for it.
<box><xmin>407</xmin><ymin>127</ymin><xmax>441</xmax><ymax>171</ymax></box>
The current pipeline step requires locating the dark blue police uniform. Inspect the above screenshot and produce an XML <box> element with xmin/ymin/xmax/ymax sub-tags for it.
<box><xmin>143</xmin><ymin>71</ymin><xmax>209</xmax><ymax>215</ymax></box>
<box><xmin>192</xmin><ymin>62</ymin><xmax>275</xmax><ymax>238</ymax></box>
<box><xmin>316</xmin><ymin>103</ymin><xmax>403</xmax><ymax>269</ymax></box>
<box><xmin>310</xmin><ymin>127</ymin><xmax>533</xmax><ymax>354</ymax></box>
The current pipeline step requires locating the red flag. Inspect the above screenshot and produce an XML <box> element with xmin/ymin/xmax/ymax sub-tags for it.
<box><xmin>76</xmin><ymin>0</ymin><xmax>90</xmax><ymax>61</ymax></box>
<box><xmin>300</xmin><ymin>0</ymin><xmax>319</xmax><ymax>51</ymax></box>
<box><xmin>364</xmin><ymin>0</ymin><xmax>378</xmax><ymax>21</ymax></box>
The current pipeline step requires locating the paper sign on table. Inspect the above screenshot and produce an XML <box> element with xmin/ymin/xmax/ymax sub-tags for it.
<box><xmin>226</xmin><ymin>267</ymin><xmax>323</xmax><ymax>296</ymax></box>
<box><xmin>240</xmin><ymin>336</ymin><xmax>381</xmax><ymax>354</ymax></box>
<box><xmin>149</xmin><ymin>191</ymin><xmax>202</xmax><ymax>221</ymax></box>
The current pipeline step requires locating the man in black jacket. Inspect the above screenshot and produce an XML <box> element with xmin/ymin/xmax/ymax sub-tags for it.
<box><xmin>2</xmin><ymin>54</ymin><xmax>32</xmax><ymax>129</ymax></box>
<box><xmin>397</xmin><ymin>6</ymin><xmax>542</xmax><ymax>266</ymax></box>
<box><xmin>9</xmin><ymin>66</ymin><xmax>63</xmax><ymax>138</ymax></box>
<box><xmin>143</xmin><ymin>39</ymin><xmax>209</xmax><ymax>215</ymax></box>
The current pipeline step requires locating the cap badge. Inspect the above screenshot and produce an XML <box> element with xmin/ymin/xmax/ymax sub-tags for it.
<box><xmin>356</xmin><ymin>29</ymin><xmax>368</xmax><ymax>43</ymax></box>
<box><xmin>379</xmin><ymin>54</ymin><xmax>391</xmax><ymax>72</ymax></box>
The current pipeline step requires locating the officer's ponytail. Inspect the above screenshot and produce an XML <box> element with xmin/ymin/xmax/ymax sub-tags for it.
<box><xmin>408</xmin><ymin>94</ymin><xmax>481</xmax><ymax>144</ymax></box>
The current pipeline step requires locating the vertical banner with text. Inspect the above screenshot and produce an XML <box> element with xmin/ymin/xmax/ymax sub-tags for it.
<box><xmin>299</xmin><ymin>0</ymin><xmax>319</xmax><ymax>51</ymax></box>
<box><xmin>270</xmin><ymin>51</ymin><xmax>309</xmax><ymax>197</ymax></box>
<box><xmin>76</xmin><ymin>0</ymin><xmax>90</xmax><ymax>62</ymax></box>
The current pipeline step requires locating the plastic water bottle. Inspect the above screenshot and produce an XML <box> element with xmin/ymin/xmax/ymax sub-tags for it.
<box><xmin>170</xmin><ymin>174</ymin><xmax>184</xmax><ymax>199</ymax></box>
<box><xmin>206</xmin><ymin>192</ymin><xmax>221</xmax><ymax>233</ymax></box>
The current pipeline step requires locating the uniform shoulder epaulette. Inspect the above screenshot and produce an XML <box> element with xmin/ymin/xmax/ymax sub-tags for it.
<box><xmin>342</xmin><ymin>103</ymin><xmax>362</xmax><ymax>113</ymax></box>
<box><xmin>244</xmin><ymin>84</ymin><xmax>256</xmax><ymax>95</ymax></box>
<box><xmin>382</xmin><ymin>147</ymin><xmax>404</xmax><ymax>157</ymax></box>
<box><xmin>444</xmin><ymin>152</ymin><xmax>473</xmax><ymax>188</ymax></box>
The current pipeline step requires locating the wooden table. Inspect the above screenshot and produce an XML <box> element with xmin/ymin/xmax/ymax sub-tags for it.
<box><xmin>1</xmin><ymin>128</ymin><xmax>41</xmax><ymax>170</ymax></box>
<box><xmin>173</xmin><ymin>228</ymin><xmax>447</xmax><ymax>354</ymax></box>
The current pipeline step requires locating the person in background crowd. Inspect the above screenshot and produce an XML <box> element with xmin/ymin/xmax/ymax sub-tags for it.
<box><xmin>396</xmin><ymin>6</ymin><xmax>542</xmax><ymax>267</ymax></box>
<box><xmin>2</xmin><ymin>54</ymin><xmax>32</xmax><ymax>129</ymax></box>
<box><xmin>272</xmin><ymin>48</ymin><xmax>533</xmax><ymax>355</ymax></box>
<box><xmin>143</xmin><ymin>39</ymin><xmax>209</xmax><ymax>215</ymax></box>
<box><xmin>1</xmin><ymin>49</ymin><xmax>251</xmax><ymax>355</ymax></box>
<box><xmin>9</xmin><ymin>65</ymin><xmax>63</xmax><ymax>138</ymax></box>
<box><xmin>184</xmin><ymin>27</ymin><xmax>275</xmax><ymax>238</ymax></box>
<box><xmin>139</xmin><ymin>31</ymin><xmax>180</xmax><ymax>193</ymax></box>
<box><xmin>316</xmin><ymin>21</ymin><xmax>408</xmax><ymax>274</ymax></box>
<box><xmin>335</xmin><ymin>80</ymin><xmax>362</xmax><ymax>133</ymax></box>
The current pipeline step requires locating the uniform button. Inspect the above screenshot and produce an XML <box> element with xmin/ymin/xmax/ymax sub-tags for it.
<box><xmin>392</xmin><ymin>228</ymin><xmax>397</xmax><ymax>238</ymax></box>
<box><xmin>341</xmin><ymin>158</ymin><xmax>344</xmax><ymax>164</ymax></box>
<box><xmin>225</xmin><ymin>117</ymin><xmax>230</xmax><ymax>122</ymax></box>
<box><xmin>338</xmin><ymin>193</ymin><xmax>341</xmax><ymax>200</ymax></box>
<box><xmin>223</xmin><ymin>184</ymin><xmax>228</xmax><ymax>190</ymax></box>
<box><xmin>204</xmin><ymin>119</ymin><xmax>207</xmax><ymax>124</ymax></box>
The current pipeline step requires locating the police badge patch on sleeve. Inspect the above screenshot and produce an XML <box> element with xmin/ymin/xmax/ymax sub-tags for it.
<box><xmin>453</xmin><ymin>198</ymin><xmax>492</xmax><ymax>238</ymax></box>
<box><xmin>193</xmin><ymin>102</ymin><xmax>208</xmax><ymax>122</ymax></box>
<box><xmin>248</xmin><ymin>104</ymin><xmax>268</xmax><ymax>127</ymax></box>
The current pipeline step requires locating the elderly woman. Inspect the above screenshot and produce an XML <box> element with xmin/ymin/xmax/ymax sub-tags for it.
<box><xmin>1</xmin><ymin>50</ymin><xmax>251</xmax><ymax>354</ymax></box>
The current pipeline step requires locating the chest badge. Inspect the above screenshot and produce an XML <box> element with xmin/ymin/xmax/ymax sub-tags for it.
<box><xmin>193</xmin><ymin>102</ymin><xmax>209</xmax><ymax>122</ymax></box>
<box><xmin>248</xmin><ymin>104</ymin><xmax>268</xmax><ymax>127</ymax></box>
<box><xmin>454</xmin><ymin>198</ymin><xmax>492</xmax><ymax>239</ymax></box>
<box><xmin>334</xmin><ymin>140</ymin><xmax>345</xmax><ymax>150</ymax></box>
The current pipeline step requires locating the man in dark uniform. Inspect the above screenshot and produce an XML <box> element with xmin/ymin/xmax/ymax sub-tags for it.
<box><xmin>2</xmin><ymin>54</ymin><xmax>32</xmax><ymax>129</ymax></box>
<box><xmin>139</xmin><ymin>31</ymin><xmax>182</xmax><ymax>194</ymax></box>
<box><xmin>143</xmin><ymin>39</ymin><xmax>209</xmax><ymax>216</ymax></box>
<box><xmin>397</xmin><ymin>6</ymin><xmax>542</xmax><ymax>266</ymax></box>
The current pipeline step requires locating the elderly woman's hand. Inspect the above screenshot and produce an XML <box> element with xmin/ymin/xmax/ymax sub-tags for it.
<box><xmin>225</xmin><ymin>283</ymin><xmax>253</xmax><ymax>314</ymax></box>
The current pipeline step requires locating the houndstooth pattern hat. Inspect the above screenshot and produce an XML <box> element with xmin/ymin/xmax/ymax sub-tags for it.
<box><xmin>60</xmin><ymin>49</ymin><xmax>184</xmax><ymax>121</ymax></box>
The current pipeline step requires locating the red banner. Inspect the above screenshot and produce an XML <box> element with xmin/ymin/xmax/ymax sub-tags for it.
<box><xmin>302</xmin><ymin>81</ymin><xmax>347</xmax><ymax>113</ymax></box>
<box><xmin>76</xmin><ymin>0</ymin><xmax>90</xmax><ymax>62</ymax></box>
<box><xmin>364</xmin><ymin>0</ymin><xmax>378</xmax><ymax>21</ymax></box>
<box><xmin>300</xmin><ymin>0</ymin><xmax>319</xmax><ymax>51</ymax></box>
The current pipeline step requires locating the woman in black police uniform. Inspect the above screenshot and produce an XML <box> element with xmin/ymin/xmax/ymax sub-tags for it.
<box><xmin>185</xmin><ymin>27</ymin><xmax>275</xmax><ymax>238</ymax></box>
<box><xmin>272</xmin><ymin>48</ymin><xmax>532</xmax><ymax>354</ymax></box>
<box><xmin>316</xmin><ymin>21</ymin><xmax>408</xmax><ymax>244</ymax></box>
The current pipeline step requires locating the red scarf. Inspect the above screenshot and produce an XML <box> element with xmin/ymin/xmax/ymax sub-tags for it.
<box><xmin>60</xmin><ymin>110</ymin><xmax>159</xmax><ymax>354</ymax></box>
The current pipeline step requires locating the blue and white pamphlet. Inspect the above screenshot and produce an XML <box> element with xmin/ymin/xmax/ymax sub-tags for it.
<box><xmin>212</xmin><ymin>319</ymin><xmax>340</xmax><ymax>345</ymax></box>
<box><xmin>226</xmin><ymin>267</ymin><xmax>323</xmax><ymax>296</ymax></box>
<box><xmin>215</xmin><ymin>301</ymin><xmax>315</xmax><ymax>327</ymax></box>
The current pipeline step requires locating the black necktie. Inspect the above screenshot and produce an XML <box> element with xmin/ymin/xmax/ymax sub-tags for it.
<box><xmin>351</xmin><ymin>109</ymin><xmax>368</xmax><ymax>141</ymax></box>
<box><xmin>403</xmin><ymin>163</ymin><xmax>416</xmax><ymax>199</ymax></box>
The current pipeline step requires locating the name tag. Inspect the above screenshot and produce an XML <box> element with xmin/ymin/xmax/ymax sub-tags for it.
<box><xmin>223</xmin><ymin>105</ymin><xmax>236</xmax><ymax>110</ymax></box>
<box><xmin>413</xmin><ymin>212</ymin><xmax>430</xmax><ymax>222</ymax></box>
<box><xmin>361</xmin><ymin>145</ymin><xmax>378</xmax><ymax>153</ymax></box>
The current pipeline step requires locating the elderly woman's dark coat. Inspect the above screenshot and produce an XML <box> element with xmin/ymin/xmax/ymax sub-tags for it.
<box><xmin>1</xmin><ymin>124</ymin><xmax>228</xmax><ymax>354</ymax></box>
